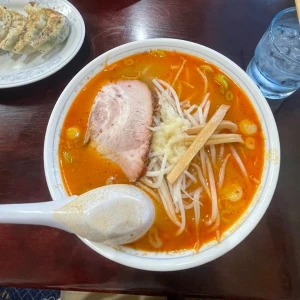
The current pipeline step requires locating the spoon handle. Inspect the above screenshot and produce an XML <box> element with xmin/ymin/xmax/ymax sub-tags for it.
<box><xmin>0</xmin><ymin>201</ymin><xmax>71</xmax><ymax>232</ymax></box>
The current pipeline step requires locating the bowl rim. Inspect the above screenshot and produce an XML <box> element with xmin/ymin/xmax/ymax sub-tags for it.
<box><xmin>44</xmin><ymin>38</ymin><xmax>280</xmax><ymax>271</ymax></box>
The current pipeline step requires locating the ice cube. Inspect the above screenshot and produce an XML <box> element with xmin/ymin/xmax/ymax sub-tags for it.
<box><xmin>289</xmin><ymin>47</ymin><xmax>300</xmax><ymax>62</ymax></box>
<box><xmin>277</xmin><ymin>24</ymin><xmax>298</xmax><ymax>39</ymax></box>
<box><xmin>278</xmin><ymin>46</ymin><xmax>291</xmax><ymax>56</ymax></box>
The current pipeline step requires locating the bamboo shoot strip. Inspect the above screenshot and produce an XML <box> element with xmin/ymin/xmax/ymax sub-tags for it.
<box><xmin>167</xmin><ymin>105</ymin><xmax>230</xmax><ymax>184</ymax></box>
<box><xmin>186</xmin><ymin>120</ymin><xmax>238</xmax><ymax>135</ymax></box>
<box><xmin>185</xmin><ymin>133</ymin><xmax>243</xmax><ymax>145</ymax></box>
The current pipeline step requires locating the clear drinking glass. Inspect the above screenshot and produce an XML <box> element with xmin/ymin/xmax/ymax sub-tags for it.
<box><xmin>247</xmin><ymin>7</ymin><xmax>300</xmax><ymax>100</ymax></box>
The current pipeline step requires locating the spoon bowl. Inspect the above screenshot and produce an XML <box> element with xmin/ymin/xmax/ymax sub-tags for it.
<box><xmin>54</xmin><ymin>184</ymin><xmax>155</xmax><ymax>245</ymax></box>
<box><xmin>0</xmin><ymin>184</ymin><xmax>155</xmax><ymax>245</ymax></box>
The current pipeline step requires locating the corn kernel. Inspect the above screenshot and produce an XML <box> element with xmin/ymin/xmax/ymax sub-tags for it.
<box><xmin>66</xmin><ymin>127</ymin><xmax>80</xmax><ymax>140</ymax></box>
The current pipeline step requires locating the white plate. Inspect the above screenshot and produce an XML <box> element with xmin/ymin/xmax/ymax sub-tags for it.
<box><xmin>0</xmin><ymin>0</ymin><xmax>85</xmax><ymax>88</ymax></box>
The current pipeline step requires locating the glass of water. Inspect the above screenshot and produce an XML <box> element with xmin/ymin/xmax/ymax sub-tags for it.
<box><xmin>247</xmin><ymin>7</ymin><xmax>300</xmax><ymax>100</ymax></box>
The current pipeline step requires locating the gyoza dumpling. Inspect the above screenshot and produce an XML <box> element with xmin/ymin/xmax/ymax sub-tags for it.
<box><xmin>0</xmin><ymin>11</ymin><xmax>27</xmax><ymax>51</ymax></box>
<box><xmin>31</xmin><ymin>8</ymin><xmax>69</xmax><ymax>53</ymax></box>
<box><xmin>13</xmin><ymin>2</ymin><xmax>47</xmax><ymax>54</ymax></box>
<box><xmin>0</xmin><ymin>6</ymin><xmax>12</xmax><ymax>43</ymax></box>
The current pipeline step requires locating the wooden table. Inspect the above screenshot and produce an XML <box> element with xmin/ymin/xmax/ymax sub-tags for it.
<box><xmin>0</xmin><ymin>0</ymin><xmax>299</xmax><ymax>299</ymax></box>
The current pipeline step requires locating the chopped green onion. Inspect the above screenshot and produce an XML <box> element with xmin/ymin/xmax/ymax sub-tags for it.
<box><xmin>245</xmin><ymin>137</ymin><xmax>256</xmax><ymax>149</ymax></box>
<box><xmin>215</xmin><ymin>74</ymin><xmax>229</xmax><ymax>89</ymax></box>
<box><xmin>200</xmin><ymin>65</ymin><xmax>213</xmax><ymax>73</ymax></box>
<box><xmin>225</xmin><ymin>91</ymin><xmax>234</xmax><ymax>101</ymax></box>
<box><xmin>121</xmin><ymin>67</ymin><xmax>140</xmax><ymax>79</ymax></box>
<box><xmin>239</xmin><ymin>119</ymin><xmax>258</xmax><ymax>135</ymax></box>
<box><xmin>63</xmin><ymin>151</ymin><xmax>72</xmax><ymax>163</ymax></box>
<box><xmin>221</xmin><ymin>183</ymin><xmax>243</xmax><ymax>202</ymax></box>
<box><xmin>149</xmin><ymin>50</ymin><xmax>165</xmax><ymax>57</ymax></box>
<box><xmin>219</xmin><ymin>85</ymin><xmax>225</xmax><ymax>95</ymax></box>
<box><xmin>220</xmin><ymin>210</ymin><xmax>230</xmax><ymax>223</ymax></box>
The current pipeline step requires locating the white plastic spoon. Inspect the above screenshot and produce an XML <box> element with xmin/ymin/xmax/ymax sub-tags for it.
<box><xmin>0</xmin><ymin>184</ymin><xmax>155</xmax><ymax>246</ymax></box>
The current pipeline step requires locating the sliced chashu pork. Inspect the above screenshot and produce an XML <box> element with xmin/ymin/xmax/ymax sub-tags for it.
<box><xmin>85</xmin><ymin>80</ymin><xmax>154</xmax><ymax>182</ymax></box>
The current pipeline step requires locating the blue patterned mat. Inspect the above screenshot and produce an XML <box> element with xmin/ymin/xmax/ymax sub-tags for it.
<box><xmin>0</xmin><ymin>287</ymin><xmax>60</xmax><ymax>300</ymax></box>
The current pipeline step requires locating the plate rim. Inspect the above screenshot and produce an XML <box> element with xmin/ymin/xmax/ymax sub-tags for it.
<box><xmin>0</xmin><ymin>0</ymin><xmax>85</xmax><ymax>89</ymax></box>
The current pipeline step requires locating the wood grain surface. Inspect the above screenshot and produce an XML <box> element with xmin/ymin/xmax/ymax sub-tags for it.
<box><xmin>0</xmin><ymin>1</ymin><xmax>299</xmax><ymax>299</ymax></box>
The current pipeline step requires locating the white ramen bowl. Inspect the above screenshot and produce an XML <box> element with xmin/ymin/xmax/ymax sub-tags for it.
<box><xmin>44</xmin><ymin>38</ymin><xmax>280</xmax><ymax>271</ymax></box>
